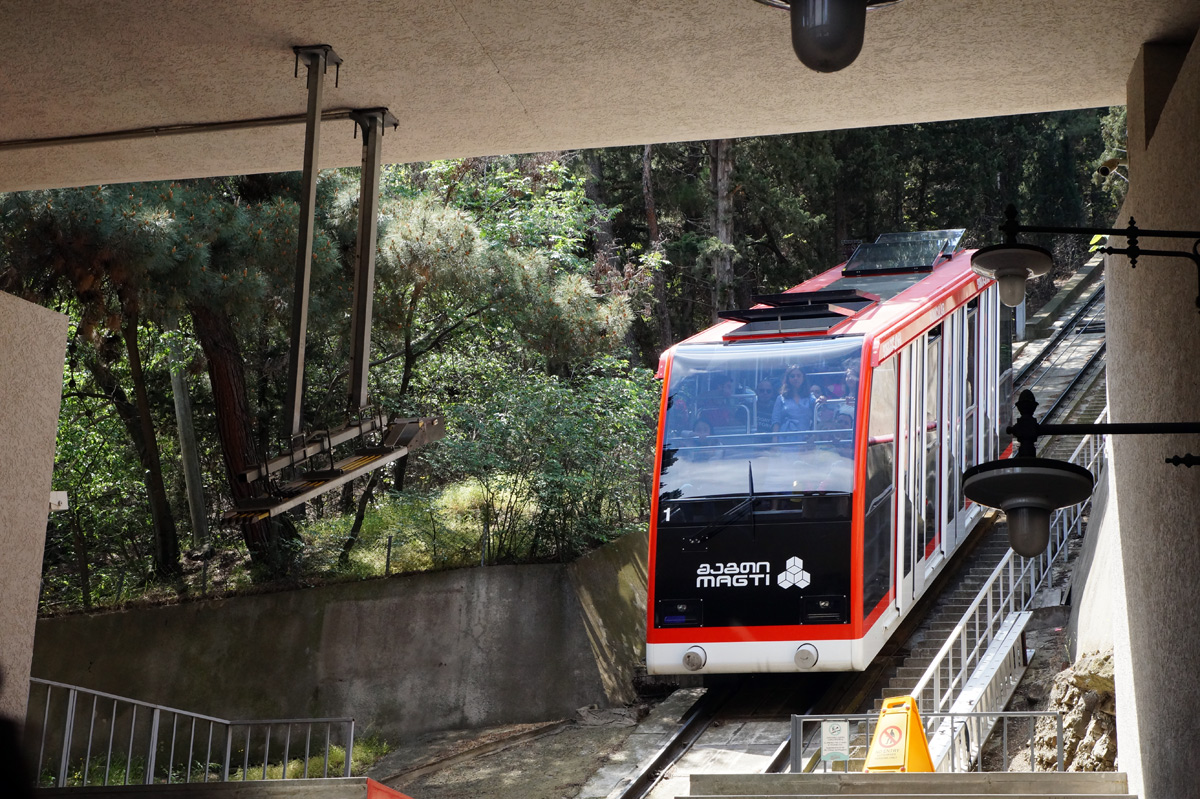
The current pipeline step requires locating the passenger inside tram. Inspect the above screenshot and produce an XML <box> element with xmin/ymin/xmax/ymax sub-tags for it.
<box><xmin>659</xmin><ymin>339</ymin><xmax>864</xmax><ymax>504</ymax></box>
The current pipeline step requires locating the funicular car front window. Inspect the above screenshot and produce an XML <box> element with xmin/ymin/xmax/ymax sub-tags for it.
<box><xmin>660</xmin><ymin>337</ymin><xmax>865</xmax><ymax>503</ymax></box>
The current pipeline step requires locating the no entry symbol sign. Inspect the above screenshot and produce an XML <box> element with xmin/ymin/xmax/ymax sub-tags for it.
<box><xmin>880</xmin><ymin>725</ymin><xmax>903</xmax><ymax>747</ymax></box>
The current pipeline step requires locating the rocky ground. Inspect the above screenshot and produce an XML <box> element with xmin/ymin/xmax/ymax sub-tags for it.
<box><xmin>368</xmin><ymin>706</ymin><xmax>652</xmax><ymax>799</ymax></box>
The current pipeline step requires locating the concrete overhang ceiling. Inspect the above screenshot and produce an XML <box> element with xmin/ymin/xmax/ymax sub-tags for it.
<box><xmin>4</xmin><ymin>0</ymin><xmax>1198</xmax><ymax>193</ymax></box>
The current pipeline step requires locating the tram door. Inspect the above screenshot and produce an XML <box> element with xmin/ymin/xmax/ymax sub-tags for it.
<box><xmin>942</xmin><ymin>315</ymin><xmax>964</xmax><ymax>551</ymax></box>
<box><xmin>902</xmin><ymin>328</ymin><xmax>942</xmax><ymax>601</ymax></box>
<box><xmin>918</xmin><ymin>328</ymin><xmax>944</xmax><ymax>587</ymax></box>
<box><xmin>896</xmin><ymin>349</ymin><xmax>916</xmax><ymax>612</ymax></box>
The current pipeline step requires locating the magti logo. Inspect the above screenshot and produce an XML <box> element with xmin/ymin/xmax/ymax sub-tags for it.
<box><xmin>776</xmin><ymin>557</ymin><xmax>811</xmax><ymax>589</ymax></box>
<box><xmin>693</xmin><ymin>557</ymin><xmax>811</xmax><ymax>590</ymax></box>
<box><xmin>695</xmin><ymin>561</ymin><xmax>770</xmax><ymax>588</ymax></box>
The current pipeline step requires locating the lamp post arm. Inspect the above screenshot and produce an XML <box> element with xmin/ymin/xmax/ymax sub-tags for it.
<box><xmin>1021</xmin><ymin>421</ymin><xmax>1200</xmax><ymax>437</ymax></box>
<box><xmin>1013</xmin><ymin>223</ymin><xmax>1200</xmax><ymax>240</ymax></box>
<box><xmin>1001</xmin><ymin>203</ymin><xmax>1200</xmax><ymax>242</ymax></box>
<box><xmin>1007</xmin><ymin>389</ymin><xmax>1200</xmax><ymax>459</ymax></box>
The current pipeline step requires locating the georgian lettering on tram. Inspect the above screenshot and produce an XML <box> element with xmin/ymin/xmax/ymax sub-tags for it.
<box><xmin>696</xmin><ymin>561</ymin><xmax>771</xmax><ymax>588</ymax></box>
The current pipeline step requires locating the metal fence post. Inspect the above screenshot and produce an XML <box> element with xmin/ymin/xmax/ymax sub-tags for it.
<box><xmin>344</xmin><ymin>720</ymin><xmax>355</xmax><ymax>777</ymax></box>
<box><xmin>223</xmin><ymin>726</ymin><xmax>233</xmax><ymax>781</ymax></box>
<box><xmin>146</xmin><ymin>707</ymin><xmax>161</xmax><ymax>784</ymax></box>
<box><xmin>1056</xmin><ymin>713</ymin><xmax>1064</xmax><ymax>771</ymax></box>
<box><xmin>58</xmin><ymin>687</ymin><xmax>78</xmax><ymax>787</ymax></box>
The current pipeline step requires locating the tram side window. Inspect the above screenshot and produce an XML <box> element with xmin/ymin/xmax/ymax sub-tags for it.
<box><xmin>863</xmin><ymin>359</ymin><xmax>897</xmax><ymax>616</ymax></box>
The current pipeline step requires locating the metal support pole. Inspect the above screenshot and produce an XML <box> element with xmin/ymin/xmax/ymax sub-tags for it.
<box><xmin>347</xmin><ymin>108</ymin><xmax>394</xmax><ymax>412</ymax></box>
<box><xmin>284</xmin><ymin>45</ymin><xmax>341</xmax><ymax>440</ymax></box>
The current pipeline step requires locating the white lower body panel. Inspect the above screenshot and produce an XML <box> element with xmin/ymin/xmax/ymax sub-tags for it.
<box><xmin>647</xmin><ymin>608</ymin><xmax>901</xmax><ymax>674</ymax></box>
<box><xmin>647</xmin><ymin>638</ymin><xmax>863</xmax><ymax>674</ymax></box>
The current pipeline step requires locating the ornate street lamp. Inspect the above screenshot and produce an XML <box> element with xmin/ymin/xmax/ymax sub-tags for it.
<box><xmin>964</xmin><ymin>391</ymin><xmax>1200</xmax><ymax>556</ymax></box>
<box><xmin>971</xmin><ymin>204</ymin><xmax>1200</xmax><ymax>310</ymax></box>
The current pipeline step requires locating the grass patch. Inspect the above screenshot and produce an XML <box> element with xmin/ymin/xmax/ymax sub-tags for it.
<box><xmin>230</xmin><ymin>735</ymin><xmax>392</xmax><ymax>780</ymax></box>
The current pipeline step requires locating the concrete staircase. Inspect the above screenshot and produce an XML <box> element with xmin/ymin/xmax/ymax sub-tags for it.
<box><xmin>865</xmin><ymin>526</ymin><xmax>1016</xmax><ymax>714</ymax></box>
<box><xmin>688</xmin><ymin>771</ymin><xmax>1132</xmax><ymax>798</ymax></box>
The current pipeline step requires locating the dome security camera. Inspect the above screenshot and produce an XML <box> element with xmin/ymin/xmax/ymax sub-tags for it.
<box><xmin>790</xmin><ymin>0</ymin><xmax>867</xmax><ymax>73</ymax></box>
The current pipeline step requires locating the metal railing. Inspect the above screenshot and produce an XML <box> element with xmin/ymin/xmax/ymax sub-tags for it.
<box><xmin>28</xmin><ymin>679</ymin><xmax>354</xmax><ymax>788</ymax></box>
<box><xmin>791</xmin><ymin>710</ymin><xmax>1064</xmax><ymax>773</ymax></box>
<box><xmin>909</xmin><ymin>408</ymin><xmax>1108</xmax><ymax>720</ymax></box>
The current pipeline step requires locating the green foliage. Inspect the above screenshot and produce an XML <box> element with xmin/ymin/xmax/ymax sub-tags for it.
<box><xmin>45</xmin><ymin>736</ymin><xmax>391</xmax><ymax>786</ymax></box>
<box><xmin>4</xmin><ymin>108</ymin><xmax>1122</xmax><ymax>610</ymax></box>
<box><xmin>230</xmin><ymin>736</ymin><xmax>391</xmax><ymax>780</ymax></box>
<box><xmin>426</xmin><ymin>354</ymin><xmax>657</xmax><ymax>562</ymax></box>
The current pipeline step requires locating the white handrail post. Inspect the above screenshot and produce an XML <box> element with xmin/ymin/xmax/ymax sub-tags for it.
<box><xmin>58</xmin><ymin>687</ymin><xmax>78</xmax><ymax>787</ymax></box>
<box><xmin>146</xmin><ymin>707</ymin><xmax>160</xmax><ymax>785</ymax></box>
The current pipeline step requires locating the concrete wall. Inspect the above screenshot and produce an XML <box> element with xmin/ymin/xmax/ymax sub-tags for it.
<box><xmin>1103</xmin><ymin>35</ymin><xmax>1200</xmax><ymax>799</ymax></box>
<box><xmin>32</xmin><ymin>564</ymin><xmax>612</xmax><ymax>742</ymax></box>
<box><xmin>567</xmin><ymin>526</ymin><xmax>649</xmax><ymax>706</ymax></box>
<box><xmin>1068</xmin><ymin>440</ymin><xmax>1121</xmax><ymax>658</ymax></box>
<box><xmin>0</xmin><ymin>292</ymin><xmax>68</xmax><ymax>722</ymax></box>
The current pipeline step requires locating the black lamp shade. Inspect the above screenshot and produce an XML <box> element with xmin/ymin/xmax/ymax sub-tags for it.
<box><xmin>790</xmin><ymin>0</ymin><xmax>867</xmax><ymax>72</ymax></box>
<box><xmin>963</xmin><ymin>457</ymin><xmax>1094</xmax><ymax>557</ymax></box>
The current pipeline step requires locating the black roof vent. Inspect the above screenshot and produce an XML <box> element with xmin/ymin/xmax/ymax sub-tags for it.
<box><xmin>718</xmin><ymin>289</ymin><xmax>879</xmax><ymax>340</ymax></box>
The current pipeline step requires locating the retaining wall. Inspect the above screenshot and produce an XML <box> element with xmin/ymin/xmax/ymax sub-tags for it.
<box><xmin>31</xmin><ymin>558</ymin><xmax>640</xmax><ymax>742</ymax></box>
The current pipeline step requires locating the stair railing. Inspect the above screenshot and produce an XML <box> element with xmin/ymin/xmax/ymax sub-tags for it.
<box><xmin>27</xmin><ymin>678</ymin><xmax>354</xmax><ymax>788</ymax></box>
<box><xmin>910</xmin><ymin>408</ymin><xmax>1108</xmax><ymax>719</ymax></box>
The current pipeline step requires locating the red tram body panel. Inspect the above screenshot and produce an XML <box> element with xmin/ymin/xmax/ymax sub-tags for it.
<box><xmin>647</xmin><ymin>230</ymin><xmax>1003</xmax><ymax>674</ymax></box>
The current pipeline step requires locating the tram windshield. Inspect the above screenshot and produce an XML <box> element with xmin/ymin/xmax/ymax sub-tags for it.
<box><xmin>659</xmin><ymin>337</ymin><xmax>865</xmax><ymax>503</ymax></box>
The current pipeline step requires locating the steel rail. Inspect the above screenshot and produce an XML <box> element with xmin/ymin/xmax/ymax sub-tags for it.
<box><xmin>1015</xmin><ymin>284</ymin><xmax>1105</xmax><ymax>388</ymax></box>
<box><xmin>1040</xmin><ymin>342</ymin><xmax>1107</xmax><ymax>425</ymax></box>
<box><xmin>615</xmin><ymin>682</ymin><xmax>739</xmax><ymax>799</ymax></box>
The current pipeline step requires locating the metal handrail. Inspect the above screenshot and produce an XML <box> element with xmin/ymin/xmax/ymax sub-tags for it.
<box><xmin>910</xmin><ymin>408</ymin><xmax>1108</xmax><ymax>718</ymax></box>
<box><xmin>28</xmin><ymin>679</ymin><xmax>354</xmax><ymax>788</ymax></box>
<box><xmin>792</xmin><ymin>710</ymin><xmax>1065</xmax><ymax>773</ymax></box>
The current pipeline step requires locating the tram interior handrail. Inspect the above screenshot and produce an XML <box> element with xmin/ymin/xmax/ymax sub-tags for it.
<box><xmin>910</xmin><ymin>407</ymin><xmax>1109</xmax><ymax>721</ymax></box>
<box><xmin>27</xmin><ymin>678</ymin><xmax>355</xmax><ymax>788</ymax></box>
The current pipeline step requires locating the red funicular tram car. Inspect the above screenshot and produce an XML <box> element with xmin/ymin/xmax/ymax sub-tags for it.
<box><xmin>647</xmin><ymin>230</ymin><xmax>1004</xmax><ymax>674</ymax></box>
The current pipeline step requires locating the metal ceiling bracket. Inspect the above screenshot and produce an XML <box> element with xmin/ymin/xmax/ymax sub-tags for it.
<box><xmin>284</xmin><ymin>45</ymin><xmax>340</xmax><ymax>442</ymax></box>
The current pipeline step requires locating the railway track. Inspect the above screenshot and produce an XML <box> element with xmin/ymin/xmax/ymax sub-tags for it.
<box><xmin>611</xmin><ymin>279</ymin><xmax>1110</xmax><ymax>799</ymax></box>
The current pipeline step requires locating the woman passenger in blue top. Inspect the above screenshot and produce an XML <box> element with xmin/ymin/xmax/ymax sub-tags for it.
<box><xmin>772</xmin><ymin>365</ymin><xmax>817</xmax><ymax>436</ymax></box>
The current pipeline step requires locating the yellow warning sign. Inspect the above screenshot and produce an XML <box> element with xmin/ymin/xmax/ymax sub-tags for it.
<box><xmin>863</xmin><ymin>696</ymin><xmax>934</xmax><ymax>773</ymax></box>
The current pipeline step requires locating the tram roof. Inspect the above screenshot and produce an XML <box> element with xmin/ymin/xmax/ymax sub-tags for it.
<box><xmin>669</xmin><ymin>248</ymin><xmax>986</xmax><ymax>361</ymax></box>
<box><xmin>3</xmin><ymin>1</ymin><xmax>1198</xmax><ymax>193</ymax></box>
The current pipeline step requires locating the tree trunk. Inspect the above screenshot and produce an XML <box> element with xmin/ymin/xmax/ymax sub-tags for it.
<box><xmin>642</xmin><ymin>145</ymin><xmax>660</xmax><ymax>245</ymax></box>
<box><xmin>585</xmin><ymin>150</ymin><xmax>616</xmax><ymax>264</ymax></box>
<box><xmin>340</xmin><ymin>472</ymin><xmax>382</xmax><ymax>565</ymax></box>
<box><xmin>190</xmin><ymin>303</ymin><xmax>297</xmax><ymax>574</ymax></box>
<box><xmin>643</xmin><ymin>144</ymin><xmax>672</xmax><ymax>349</ymax></box>
<box><xmin>120</xmin><ymin>317</ymin><xmax>182</xmax><ymax>577</ymax></box>
<box><xmin>168</xmin><ymin>336</ymin><xmax>208</xmax><ymax>549</ymax></box>
<box><xmin>710</xmin><ymin>139</ymin><xmax>735</xmax><ymax>319</ymax></box>
<box><xmin>71</xmin><ymin>512</ymin><xmax>91</xmax><ymax>610</ymax></box>
<box><xmin>86</xmin><ymin>340</ymin><xmax>181</xmax><ymax>578</ymax></box>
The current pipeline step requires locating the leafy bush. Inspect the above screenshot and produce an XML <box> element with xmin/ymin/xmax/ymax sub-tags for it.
<box><xmin>428</xmin><ymin>356</ymin><xmax>657</xmax><ymax>563</ymax></box>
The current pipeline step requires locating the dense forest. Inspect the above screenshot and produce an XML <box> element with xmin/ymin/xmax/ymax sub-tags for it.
<box><xmin>0</xmin><ymin>107</ymin><xmax>1127</xmax><ymax>612</ymax></box>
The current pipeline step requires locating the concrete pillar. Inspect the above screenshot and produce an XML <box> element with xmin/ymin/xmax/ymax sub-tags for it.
<box><xmin>1108</xmin><ymin>36</ymin><xmax>1200</xmax><ymax>799</ymax></box>
<box><xmin>0</xmin><ymin>292</ymin><xmax>68</xmax><ymax>722</ymax></box>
